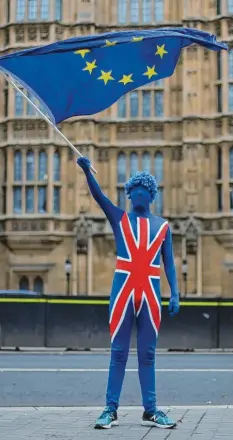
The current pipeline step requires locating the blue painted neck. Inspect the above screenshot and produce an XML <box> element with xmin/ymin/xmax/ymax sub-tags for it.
<box><xmin>131</xmin><ymin>206</ymin><xmax>151</xmax><ymax>217</ymax></box>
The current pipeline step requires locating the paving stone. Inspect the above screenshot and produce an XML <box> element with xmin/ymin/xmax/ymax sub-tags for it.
<box><xmin>0</xmin><ymin>408</ymin><xmax>233</xmax><ymax>439</ymax></box>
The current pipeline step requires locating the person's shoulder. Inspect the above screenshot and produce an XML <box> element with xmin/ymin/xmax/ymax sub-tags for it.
<box><xmin>153</xmin><ymin>214</ymin><xmax>169</xmax><ymax>226</ymax></box>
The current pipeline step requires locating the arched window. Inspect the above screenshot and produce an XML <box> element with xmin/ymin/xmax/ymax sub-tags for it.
<box><xmin>230</xmin><ymin>186</ymin><xmax>233</xmax><ymax>211</ymax></box>
<box><xmin>38</xmin><ymin>150</ymin><xmax>47</xmax><ymax>180</ymax></box>
<box><xmin>142</xmin><ymin>152</ymin><xmax>151</xmax><ymax>173</ymax></box>
<box><xmin>26</xmin><ymin>187</ymin><xmax>34</xmax><ymax>213</ymax></box>
<box><xmin>155</xmin><ymin>0</ymin><xmax>164</xmax><ymax>21</ymax></box>
<box><xmin>130</xmin><ymin>0</ymin><xmax>139</xmax><ymax>23</ymax></box>
<box><xmin>33</xmin><ymin>276</ymin><xmax>44</xmax><ymax>294</ymax></box>
<box><xmin>55</xmin><ymin>0</ymin><xmax>63</xmax><ymax>20</ymax></box>
<box><xmin>16</xmin><ymin>0</ymin><xmax>25</xmax><ymax>21</ymax></box>
<box><xmin>19</xmin><ymin>276</ymin><xmax>29</xmax><ymax>291</ymax></box>
<box><xmin>53</xmin><ymin>150</ymin><xmax>60</xmax><ymax>181</ymax></box>
<box><xmin>14</xmin><ymin>150</ymin><xmax>22</xmax><ymax>181</ymax></box>
<box><xmin>15</xmin><ymin>90</ymin><xmax>23</xmax><ymax>115</ymax></box>
<box><xmin>154</xmin><ymin>152</ymin><xmax>164</xmax><ymax>184</ymax></box>
<box><xmin>40</xmin><ymin>0</ymin><xmax>49</xmax><ymax>20</ymax></box>
<box><xmin>26</xmin><ymin>150</ymin><xmax>35</xmax><ymax>181</ymax></box>
<box><xmin>142</xmin><ymin>0</ymin><xmax>152</xmax><ymax>23</ymax></box>
<box><xmin>230</xmin><ymin>147</ymin><xmax>233</xmax><ymax>179</ymax></box>
<box><xmin>117</xmin><ymin>152</ymin><xmax>126</xmax><ymax>183</ymax></box>
<box><xmin>26</xmin><ymin>92</ymin><xmax>36</xmax><ymax>115</ymax></box>
<box><xmin>130</xmin><ymin>91</ymin><xmax>139</xmax><ymax>117</ymax></box>
<box><xmin>228</xmin><ymin>0</ymin><xmax>233</xmax><ymax>13</ymax></box>
<box><xmin>117</xmin><ymin>96</ymin><xmax>126</xmax><ymax>117</ymax></box>
<box><xmin>229</xmin><ymin>48</ymin><xmax>233</xmax><ymax>78</ymax></box>
<box><xmin>130</xmin><ymin>152</ymin><xmax>138</xmax><ymax>177</ymax></box>
<box><xmin>117</xmin><ymin>188</ymin><xmax>126</xmax><ymax>210</ymax></box>
<box><xmin>28</xmin><ymin>0</ymin><xmax>37</xmax><ymax>20</ymax></box>
<box><xmin>38</xmin><ymin>187</ymin><xmax>47</xmax><ymax>213</ymax></box>
<box><xmin>142</xmin><ymin>91</ymin><xmax>151</xmax><ymax>117</ymax></box>
<box><xmin>217</xmin><ymin>52</ymin><xmax>222</xmax><ymax>80</ymax></box>
<box><xmin>155</xmin><ymin>188</ymin><xmax>164</xmax><ymax>216</ymax></box>
<box><xmin>13</xmin><ymin>187</ymin><xmax>22</xmax><ymax>213</ymax></box>
<box><xmin>217</xmin><ymin>147</ymin><xmax>222</xmax><ymax>179</ymax></box>
<box><xmin>53</xmin><ymin>187</ymin><xmax>60</xmax><ymax>214</ymax></box>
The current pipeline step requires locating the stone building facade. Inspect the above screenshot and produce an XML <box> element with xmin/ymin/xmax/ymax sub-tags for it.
<box><xmin>0</xmin><ymin>0</ymin><xmax>233</xmax><ymax>297</ymax></box>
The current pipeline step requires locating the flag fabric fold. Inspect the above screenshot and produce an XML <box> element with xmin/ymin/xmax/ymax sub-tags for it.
<box><xmin>0</xmin><ymin>28</ymin><xmax>227</xmax><ymax>124</ymax></box>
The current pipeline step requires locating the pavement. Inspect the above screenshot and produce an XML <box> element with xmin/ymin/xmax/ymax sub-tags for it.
<box><xmin>0</xmin><ymin>352</ymin><xmax>233</xmax><ymax>439</ymax></box>
<box><xmin>1</xmin><ymin>407</ymin><xmax>233</xmax><ymax>440</ymax></box>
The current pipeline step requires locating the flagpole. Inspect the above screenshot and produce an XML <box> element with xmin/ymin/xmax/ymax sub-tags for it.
<box><xmin>3</xmin><ymin>73</ymin><xmax>97</xmax><ymax>174</ymax></box>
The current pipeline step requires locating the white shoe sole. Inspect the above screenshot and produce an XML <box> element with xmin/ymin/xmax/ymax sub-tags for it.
<box><xmin>95</xmin><ymin>420</ymin><xmax>119</xmax><ymax>429</ymax></box>
<box><xmin>141</xmin><ymin>420</ymin><xmax>176</xmax><ymax>429</ymax></box>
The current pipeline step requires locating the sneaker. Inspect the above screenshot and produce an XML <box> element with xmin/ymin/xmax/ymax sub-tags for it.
<box><xmin>94</xmin><ymin>406</ymin><xmax>119</xmax><ymax>429</ymax></box>
<box><xmin>141</xmin><ymin>410</ymin><xmax>177</xmax><ymax>429</ymax></box>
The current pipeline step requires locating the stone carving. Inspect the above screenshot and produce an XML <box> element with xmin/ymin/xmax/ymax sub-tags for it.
<box><xmin>40</xmin><ymin>25</ymin><xmax>49</xmax><ymax>40</ymax></box>
<box><xmin>0</xmin><ymin>123</ymin><xmax>7</xmax><ymax>141</ymax></box>
<box><xmin>11</xmin><ymin>220</ymin><xmax>48</xmax><ymax>232</ymax></box>
<box><xmin>55</xmin><ymin>26</ymin><xmax>64</xmax><ymax>40</ymax></box>
<box><xmin>184</xmin><ymin>216</ymin><xmax>202</xmax><ymax>236</ymax></box>
<box><xmin>75</xmin><ymin>215</ymin><xmax>93</xmax><ymax>253</ymax></box>
<box><xmin>98</xmin><ymin>149</ymin><xmax>109</xmax><ymax>162</ymax></box>
<box><xmin>28</xmin><ymin>26</ymin><xmax>37</xmax><ymax>41</ymax></box>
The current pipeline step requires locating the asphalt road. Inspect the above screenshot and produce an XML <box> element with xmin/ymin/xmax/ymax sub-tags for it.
<box><xmin>0</xmin><ymin>352</ymin><xmax>232</xmax><ymax>407</ymax></box>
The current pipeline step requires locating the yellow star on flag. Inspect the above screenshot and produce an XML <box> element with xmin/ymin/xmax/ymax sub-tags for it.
<box><xmin>132</xmin><ymin>36</ymin><xmax>144</xmax><ymax>42</ymax></box>
<box><xmin>143</xmin><ymin>65</ymin><xmax>158</xmax><ymax>80</ymax></box>
<box><xmin>74</xmin><ymin>49</ymin><xmax>90</xmax><ymax>58</ymax></box>
<box><xmin>98</xmin><ymin>70</ymin><xmax>114</xmax><ymax>85</ymax></box>
<box><xmin>119</xmin><ymin>74</ymin><xmax>134</xmax><ymax>85</ymax></box>
<box><xmin>155</xmin><ymin>44</ymin><xmax>168</xmax><ymax>58</ymax></box>
<box><xmin>83</xmin><ymin>60</ymin><xmax>97</xmax><ymax>74</ymax></box>
<box><xmin>104</xmin><ymin>40</ymin><xmax>117</xmax><ymax>47</ymax></box>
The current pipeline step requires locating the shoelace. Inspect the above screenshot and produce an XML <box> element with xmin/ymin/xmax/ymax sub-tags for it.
<box><xmin>154</xmin><ymin>410</ymin><xmax>167</xmax><ymax>419</ymax></box>
<box><xmin>102</xmin><ymin>407</ymin><xmax>114</xmax><ymax>417</ymax></box>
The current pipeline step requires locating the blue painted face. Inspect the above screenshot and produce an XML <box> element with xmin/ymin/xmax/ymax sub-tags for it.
<box><xmin>130</xmin><ymin>185</ymin><xmax>152</xmax><ymax>210</ymax></box>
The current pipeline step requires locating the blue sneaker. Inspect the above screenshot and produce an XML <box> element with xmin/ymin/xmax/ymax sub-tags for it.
<box><xmin>94</xmin><ymin>406</ymin><xmax>119</xmax><ymax>429</ymax></box>
<box><xmin>141</xmin><ymin>410</ymin><xmax>177</xmax><ymax>429</ymax></box>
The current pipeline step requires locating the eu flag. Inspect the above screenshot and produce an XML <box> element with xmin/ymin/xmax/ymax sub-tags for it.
<box><xmin>0</xmin><ymin>28</ymin><xmax>227</xmax><ymax>124</ymax></box>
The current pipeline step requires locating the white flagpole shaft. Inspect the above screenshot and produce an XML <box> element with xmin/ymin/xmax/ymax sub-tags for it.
<box><xmin>3</xmin><ymin>73</ymin><xmax>97</xmax><ymax>174</ymax></box>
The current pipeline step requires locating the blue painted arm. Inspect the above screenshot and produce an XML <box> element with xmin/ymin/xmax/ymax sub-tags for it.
<box><xmin>77</xmin><ymin>157</ymin><xmax>124</xmax><ymax>228</ymax></box>
<box><xmin>162</xmin><ymin>226</ymin><xmax>179</xmax><ymax>296</ymax></box>
<box><xmin>162</xmin><ymin>225</ymin><xmax>180</xmax><ymax>316</ymax></box>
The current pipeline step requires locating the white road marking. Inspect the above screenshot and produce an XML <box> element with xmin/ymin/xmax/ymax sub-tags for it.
<box><xmin>0</xmin><ymin>351</ymin><xmax>233</xmax><ymax>355</ymax></box>
<box><xmin>0</xmin><ymin>405</ymin><xmax>232</xmax><ymax>410</ymax></box>
<box><xmin>0</xmin><ymin>368</ymin><xmax>233</xmax><ymax>372</ymax></box>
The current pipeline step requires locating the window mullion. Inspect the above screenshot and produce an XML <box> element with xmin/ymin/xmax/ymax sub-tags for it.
<box><xmin>47</xmin><ymin>145</ymin><xmax>53</xmax><ymax>214</ymax></box>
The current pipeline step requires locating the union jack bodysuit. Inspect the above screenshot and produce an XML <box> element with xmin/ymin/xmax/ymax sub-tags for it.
<box><xmin>83</xmin><ymin>169</ymin><xmax>178</xmax><ymax>414</ymax></box>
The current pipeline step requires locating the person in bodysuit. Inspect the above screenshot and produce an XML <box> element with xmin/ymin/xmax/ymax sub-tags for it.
<box><xmin>77</xmin><ymin>156</ymin><xmax>180</xmax><ymax>430</ymax></box>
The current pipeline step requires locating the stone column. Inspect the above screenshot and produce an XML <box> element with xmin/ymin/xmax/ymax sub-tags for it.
<box><xmin>87</xmin><ymin>219</ymin><xmax>93</xmax><ymax>296</ymax></box>
<box><xmin>87</xmin><ymin>235</ymin><xmax>93</xmax><ymax>295</ymax></box>
<box><xmin>75</xmin><ymin>215</ymin><xmax>93</xmax><ymax>295</ymax></box>
<box><xmin>181</xmin><ymin>234</ymin><xmax>187</xmax><ymax>296</ymax></box>
<box><xmin>71</xmin><ymin>232</ymin><xmax>77</xmax><ymax>296</ymax></box>
<box><xmin>196</xmin><ymin>234</ymin><xmax>203</xmax><ymax>297</ymax></box>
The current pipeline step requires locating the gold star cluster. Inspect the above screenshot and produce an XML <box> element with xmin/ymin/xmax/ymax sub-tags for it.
<box><xmin>74</xmin><ymin>38</ymin><xmax>168</xmax><ymax>86</ymax></box>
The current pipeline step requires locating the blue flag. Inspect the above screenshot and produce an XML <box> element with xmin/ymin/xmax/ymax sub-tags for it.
<box><xmin>0</xmin><ymin>28</ymin><xmax>227</xmax><ymax>124</ymax></box>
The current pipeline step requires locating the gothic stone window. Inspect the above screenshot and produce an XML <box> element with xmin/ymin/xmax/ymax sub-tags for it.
<box><xmin>12</xmin><ymin>148</ymin><xmax>61</xmax><ymax>214</ymax></box>
<box><xmin>117</xmin><ymin>0</ymin><xmax>164</xmax><ymax>24</ymax></box>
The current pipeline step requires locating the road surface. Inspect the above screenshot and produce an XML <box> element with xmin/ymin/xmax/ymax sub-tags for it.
<box><xmin>0</xmin><ymin>352</ymin><xmax>232</xmax><ymax>407</ymax></box>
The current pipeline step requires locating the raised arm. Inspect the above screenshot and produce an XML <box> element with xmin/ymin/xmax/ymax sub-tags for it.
<box><xmin>77</xmin><ymin>157</ymin><xmax>124</xmax><ymax>228</ymax></box>
<box><xmin>161</xmin><ymin>225</ymin><xmax>180</xmax><ymax>316</ymax></box>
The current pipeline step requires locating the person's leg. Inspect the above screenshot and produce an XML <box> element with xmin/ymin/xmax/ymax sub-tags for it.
<box><xmin>136</xmin><ymin>298</ymin><xmax>157</xmax><ymax>415</ymax></box>
<box><xmin>106</xmin><ymin>294</ymin><xmax>134</xmax><ymax>411</ymax></box>
<box><xmin>136</xmin><ymin>297</ymin><xmax>177</xmax><ymax>429</ymax></box>
<box><xmin>95</xmin><ymin>288</ymin><xmax>134</xmax><ymax>429</ymax></box>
